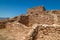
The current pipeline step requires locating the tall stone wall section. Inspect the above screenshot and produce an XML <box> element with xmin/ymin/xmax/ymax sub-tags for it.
<box><xmin>26</xmin><ymin>6</ymin><xmax>60</xmax><ymax>26</ymax></box>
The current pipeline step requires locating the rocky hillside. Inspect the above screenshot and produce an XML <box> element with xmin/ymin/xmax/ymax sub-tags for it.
<box><xmin>0</xmin><ymin>6</ymin><xmax>60</xmax><ymax>40</ymax></box>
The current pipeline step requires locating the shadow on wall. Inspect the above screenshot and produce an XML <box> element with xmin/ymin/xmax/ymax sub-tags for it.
<box><xmin>18</xmin><ymin>15</ymin><xmax>29</xmax><ymax>26</ymax></box>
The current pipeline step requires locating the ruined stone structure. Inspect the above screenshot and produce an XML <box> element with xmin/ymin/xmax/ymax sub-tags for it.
<box><xmin>0</xmin><ymin>6</ymin><xmax>60</xmax><ymax>40</ymax></box>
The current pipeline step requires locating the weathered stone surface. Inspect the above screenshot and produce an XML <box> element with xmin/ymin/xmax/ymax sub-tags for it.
<box><xmin>35</xmin><ymin>25</ymin><xmax>60</xmax><ymax>40</ymax></box>
<box><xmin>0</xmin><ymin>6</ymin><xmax>60</xmax><ymax>40</ymax></box>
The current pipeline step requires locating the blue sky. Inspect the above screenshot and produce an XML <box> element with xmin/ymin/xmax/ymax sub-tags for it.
<box><xmin>0</xmin><ymin>0</ymin><xmax>60</xmax><ymax>18</ymax></box>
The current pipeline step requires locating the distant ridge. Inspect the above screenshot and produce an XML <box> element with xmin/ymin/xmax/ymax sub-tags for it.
<box><xmin>0</xmin><ymin>17</ymin><xmax>8</xmax><ymax>20</ymax></box>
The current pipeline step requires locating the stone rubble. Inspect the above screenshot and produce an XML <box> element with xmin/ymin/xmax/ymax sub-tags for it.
<box><xmin>0</xmin><ymin>6</ymin><xmax>60</xmax><ymax>40</ymax></box>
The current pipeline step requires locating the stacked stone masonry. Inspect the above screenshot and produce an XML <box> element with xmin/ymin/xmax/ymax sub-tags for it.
<box><xmin>0</xmin><ymin>6</ymin><xmax>60</xmax><ymax>40</ymax></box>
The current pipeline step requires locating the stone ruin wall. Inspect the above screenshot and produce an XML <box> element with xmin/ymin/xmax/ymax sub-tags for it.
<box><xmin>0</xmin><ymin>6</ymin><xmax>60</xmax><ymax>40</ymax></box>
<box><xmin>26</xmin><ymin>6</ymin><xmax>60</xmax><ymax>26</ymax></box>
<box><xmin>0</xmin><ymin>6</ymin><xmax>60</xmax><ymax>28</ymax></box>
